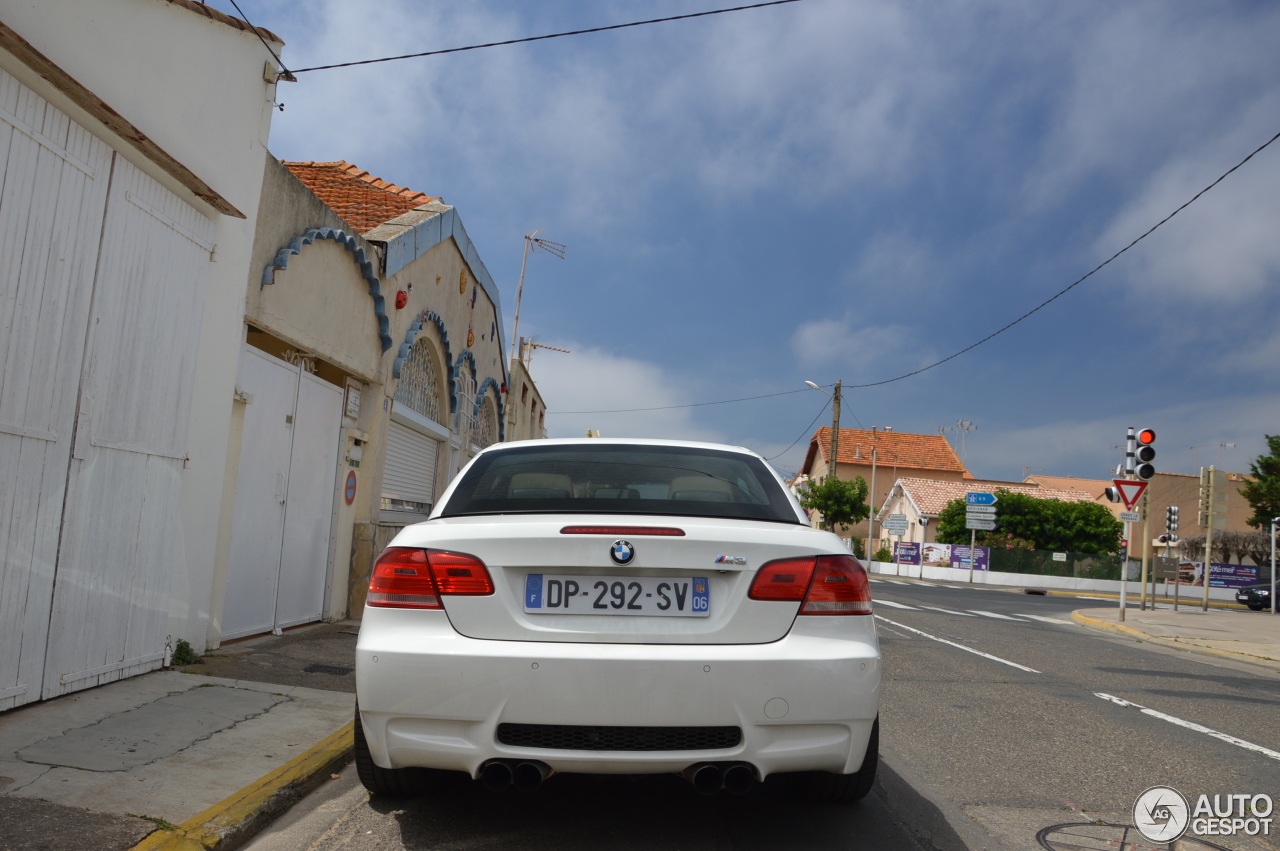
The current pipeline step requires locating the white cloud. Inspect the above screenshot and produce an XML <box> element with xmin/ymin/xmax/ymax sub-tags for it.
<box><xmin>791</xmin><ymin>317</ymin><xmax>935</xmax><ymax>378</ymax></box>
<box><xmin>526</xmin><ymin>343</ymin><xmax>724</xmax><ymax>443</ymax></box>
<box><xmin>1093</xmin><ymin>133</ymin><xmax>1280</xmax><ymax>303</ymax></box>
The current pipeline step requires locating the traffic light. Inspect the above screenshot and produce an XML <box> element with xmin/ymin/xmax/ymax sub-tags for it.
<box><xmin>1157</xmin><ymin>534</ymin><xmax>1170</xmax><ymax>544</ymax></box>
<box><xmin>1104</xmin><ymin>486</ymin><xmax>1121</xmax><ymax>503</ymax></box>
<box><xmin>1165</xmin><ymin>505</ymin><xmax>1179</xmax><ymax>542</ymax></box>
<box><xmin>1133</xmin><ymin>428</ymin><xmax>1156</xmax><ymax>480</ymax></box>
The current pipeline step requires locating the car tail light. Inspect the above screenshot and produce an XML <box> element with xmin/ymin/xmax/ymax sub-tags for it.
<box><xmin>367</xmin><ymin>547</ymin><xmax>493</xmax><ymax>609</ymax></box>
<box><xmin>748</xmin><ymin>557</ymin><xmax>817</xmax><ymax>601</ymax></box>
<box><xmin>427</xmin><ymin>550</ymin><xmax>494</xmax><ymax>595</ymax></box>
<box><xmin>559</xmin><ymin>526</ymin><xmax>686</xmax><ymax>536</ymax></box>
<box><xmin>800</xmin><ymin>555</ymin><xmax>872</xmax><ymax>615</ymax></box>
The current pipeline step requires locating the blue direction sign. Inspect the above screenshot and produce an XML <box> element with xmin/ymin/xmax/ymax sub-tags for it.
<box><xmin>966</xmin><ymin>492</ymin><xmax>998</xmax><ymax>506</ymax></box>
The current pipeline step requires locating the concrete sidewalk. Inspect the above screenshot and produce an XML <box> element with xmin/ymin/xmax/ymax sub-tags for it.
<box><xmin>1072</xmin><ymin>606</ymin><xmax>1280</xmax><ymax>673</ymax></box>
<box><xmin>0</xmin><ymin>622</ymin><xmax>359</xmax><ymax>851</ymax></box>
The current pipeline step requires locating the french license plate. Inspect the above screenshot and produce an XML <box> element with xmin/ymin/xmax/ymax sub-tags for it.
<box><xmin>523</xmin><ymin>574</ymin><xmax>710</xmax><ymax>617</ymax></box>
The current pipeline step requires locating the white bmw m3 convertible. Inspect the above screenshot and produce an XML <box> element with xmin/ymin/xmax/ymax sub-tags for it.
<box><xmin>355</xmin><ymin>438</ymin><xmax>880</xmax><ymax>801</ymax></box>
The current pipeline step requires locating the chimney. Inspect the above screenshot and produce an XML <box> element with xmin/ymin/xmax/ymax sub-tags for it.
<box><xmin>884</xmin><ymin>426</ymin><xmax>893</xmax><ymax>432</ymax></box>
<box><xmin>854</xmin><ymin>444</ymin><xmax>862</xmax><ymax>459</ymax></box>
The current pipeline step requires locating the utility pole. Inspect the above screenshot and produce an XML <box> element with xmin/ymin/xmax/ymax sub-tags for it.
<box><xmin>868</xmin><ymin>447</ymin><xmax>878</xmax><ymax>559</ymax></box>
<box><xmin>829</xmin><ymin>381</ymin><xmax>841</xmax><ymax>482</ymax></box>
<box><xmin>1139</xmin><ymin>490</ymin><xmax>1152</xmax><ymax>610</ymax></box>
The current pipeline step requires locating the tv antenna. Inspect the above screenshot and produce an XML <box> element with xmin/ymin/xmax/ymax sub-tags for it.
<box><xmin>509</xmin><ymin>230</ymin><xmax>566</xmax><ymax>363</ymax></box>
<box><xmin>519</xmin><ymin>337</ymin><xmax>570</xmax><ymax>368</ymax></box>
<box><xmin>940</xmin><ymin>420</ymin><xmax>977</xmax><ymax>461</ymax></box>
<box><xmin>1188</xmin><ymin>442</ymin><xmax>1236</xmax><ymax>469</ymax></box>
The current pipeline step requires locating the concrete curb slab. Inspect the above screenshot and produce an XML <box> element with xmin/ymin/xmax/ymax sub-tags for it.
<box><xmin>1070</xmin><ymin>611</ymin><xmax>1280</xmax><ymax>673</ymax></box>
<box><xmin>129</xmin><ymin>722</ymin><xmax>354</xmax><ymax>851</ymax></box>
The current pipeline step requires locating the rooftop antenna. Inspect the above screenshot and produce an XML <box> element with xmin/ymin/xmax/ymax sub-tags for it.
<box><xmin>509</xmin><ymin>231</ymin><xmax>566</xmax><ymax>363</ymax></box>
<box><xmin>1189</xmin><ymin>442</ymin><xmax>1236</xmax><ymax>469</ymax></box>
<box><xmin>953</xmin><ymin>419</ymin><xmax>976</xmax><ymax>462</ymax></box>
<box><xmin>1023</xmin><ymin>465</ymin><xmax>1045</xmax><ymax>480</ymax></box>
<box><xmin>520</xmin><ymin>337</ymin><xmax>570</xmax><ymax>368</ymax></box>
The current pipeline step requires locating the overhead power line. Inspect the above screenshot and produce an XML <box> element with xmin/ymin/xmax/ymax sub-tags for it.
<box><xmin>845</xmin><ymin>127</ymin><xmax>1280</xmax><ymax>389</ymax></box>
<box><xmin>226</xmin><ymin>0</ymin><xmax>295</xmax><ymax>80</ymax></box>
<box><xmin>288</xmin><ymin>0</ymin><xmax>806</xmax><ymax>74</ymax></box>
<box><xmin>765</xmin><ymin>397</ymin><xmax>830</xmax><ymax>461</ymax></box>
<box><xmin>550</xmin><ymin>125</ymin><xmax>1280</xmax><ymax>414</ymax></box>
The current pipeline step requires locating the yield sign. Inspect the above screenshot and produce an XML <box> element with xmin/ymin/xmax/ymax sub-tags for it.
<box><xmin>1112</xmin><ymin>479</ymin><xmax>1148</xmax><ymax>511</ymax></box>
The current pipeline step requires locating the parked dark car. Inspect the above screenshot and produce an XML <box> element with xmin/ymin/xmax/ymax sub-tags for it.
<box><xmin>1245</xmin><ymin>585</ymin><xmax>1275</xmax><ymax>612</ymax></box>
<box><xmin>1236</xmin><ymin>583</ymin><xmax>1269</xmax><ymax>605</ymax></box>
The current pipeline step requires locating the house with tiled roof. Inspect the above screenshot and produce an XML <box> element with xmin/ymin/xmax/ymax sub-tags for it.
<box><xmin>875</xmin><ymin>478</ymin><xmax>1096</xmax><ymax>549</ymax></box>
<box><xmin>221</xmin><ymin>151</ymin><xmax>535</xmax><ymax>635</ymax></box>
<box><xmin>796</xmin><ymin>427</ymin><xmax>972</xmax><ymax>547</ymax></box>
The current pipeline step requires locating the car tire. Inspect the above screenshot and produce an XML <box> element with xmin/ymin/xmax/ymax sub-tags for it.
<box><xmin>1247</xmin><ymin>603</ymin><xmax>1264</xmax><ymax>611</ymax></box>
<box><xmin>354</xmin><ymin>703</ymin><xmax>443</xmax><ymax>796</ymax></box>
<box><xmin>791</xmin><ymin>717</ymin><xmax>879</xmax><ymax>803</ymax></box>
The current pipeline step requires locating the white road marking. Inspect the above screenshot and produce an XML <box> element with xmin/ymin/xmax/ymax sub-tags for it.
<box><xmin>1019</xmin><ymin>614</ymin><xmax>1075</xmax><ymax>625</ymax></box>
<box><xmin>967</xmin><ymin>610</ymin><xmax>1025</xmax><ymax>621</ymax></box>
<box><xmin>875</xmin><ymin>616</ymin><xmax>1041</xmax><ymax>673</ymax></box>
<box><xmin>1076</xmin><ymin>596</ymin><xmax>1112</xmax><ymax>601</ymax></box>
<box><xmin>914</xmin><ymin>581</ymin><xmax>939</xmax><ymax>587</ymax></box>
<box><xmin>875</xmin><ymin>600</ymin><xmax>918</xmax><ymax>610</ymax></box>
<box><xmin>919</xmin><ymin>606</ymin><xmax>976</xmax><ymax>617</ymax></box>
<box><xmin>869</xmin><ymin>578</ymin><xmax>887</xmax><ymax>583</ymax></box>
<box><xmin>1095</xmin><ymin>693</ymin><xmax>1280</xmax><ymax>762</ymax></box>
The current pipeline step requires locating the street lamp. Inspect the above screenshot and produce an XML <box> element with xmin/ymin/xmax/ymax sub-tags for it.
<box><xmin>803</xmin><ymin>381</ymin><xmax>841</xmax><ymax>482</ymax></box>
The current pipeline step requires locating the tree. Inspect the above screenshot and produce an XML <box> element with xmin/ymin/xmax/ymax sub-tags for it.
<box><xmin>934</xmin><ymin>489</ymin><xmax>1122</xmax><ymax>554</ymax></box>
<box><xmin>1240</xmin><ymin>434</ymin><xmax>1280</xmax><ymax>529</ymax></box>
<box><xmin>796</xmin><ymin>475</ymin><xmax>870</xmax><ymax>533</ymax></box>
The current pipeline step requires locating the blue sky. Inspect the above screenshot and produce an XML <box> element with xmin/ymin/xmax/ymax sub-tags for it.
<box><xmin>219</xmin><ymin>0</ymin><xmax>1280</xmax><ymax>482</ymax></box>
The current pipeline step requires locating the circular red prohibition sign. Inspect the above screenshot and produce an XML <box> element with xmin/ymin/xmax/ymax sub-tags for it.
<box><xmin>345</xmin><ymin>471</ymin><xmax>357</xmax><ymax>505</ymax></box>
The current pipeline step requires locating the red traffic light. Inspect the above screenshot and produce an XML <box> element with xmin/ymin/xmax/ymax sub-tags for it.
<box><xmin>1137</xmin><ymin>428</ymin><xmax>1156</xmax><ymax>445</ymax></box>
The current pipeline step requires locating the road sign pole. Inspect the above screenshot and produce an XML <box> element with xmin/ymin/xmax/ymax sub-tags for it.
<box><xmin>1202</xmin><ymin>465</ymin><xmax>1215</xmax><ymax>612</ymax></box>
<box><xmin>1119</xmin><ymin>517</ymin><xmax>1128</xmax><ymax>622</ymax></box>
<box><xmin>1139</xmin><ymin>491</ymin><xmax>1151</xmax><ymax>611</ymax></box>
<box><xmin>969</xmin><ymin>528</ymin><xmax>976</xmax><ymax>583</ymax></box>
<box><xmin>894</xmin><ymin>540</ymin><xmax>901</xmax><ymax>577</ymax></box>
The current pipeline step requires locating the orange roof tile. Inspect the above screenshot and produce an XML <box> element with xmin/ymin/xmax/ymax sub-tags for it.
<box><xmin>889</xmin><ymin>477</ymin><xmax>1096</xmax><ymax>517</ymax></box>
<box><xmin>809</xmin><ymin>427</ymin><xmax>969</xmax><ymax>474</ymax></box>
<box><xmin>282</xmin><ymin>160</ymin><xmax>437</xmax><ymax>233</ymax></box>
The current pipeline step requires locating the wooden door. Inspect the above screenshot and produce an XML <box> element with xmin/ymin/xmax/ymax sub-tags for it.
<box><xmin>0</xmin><ymin>69</ymin><xmax>112</xmax><ymax>710</ymax></box>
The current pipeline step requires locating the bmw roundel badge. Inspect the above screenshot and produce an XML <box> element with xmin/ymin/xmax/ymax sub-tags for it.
<box><xmin>610</xmin><ymin>540</ymin><xmax>635</xmax><ymax>565</ymax></box>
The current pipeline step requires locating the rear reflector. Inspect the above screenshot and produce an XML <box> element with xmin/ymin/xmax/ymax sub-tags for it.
<box><xmin>748</xmin><ymin>557</ymin><xmax>817</xmax><ymax>601</ymax></box>
<box><xmin>800</xmin><ymin>555</ymin><xmax>872</xmax><ymax>615</ymax></box>
<box><xmin>559</xmin><ymin>526</ymin><xmax>686</xmax><ymax>536</ymax></box>
<box><xmin>367</xmin><ymin>547</ymin><xmax>493</xmax><ymax>609</ymax></box>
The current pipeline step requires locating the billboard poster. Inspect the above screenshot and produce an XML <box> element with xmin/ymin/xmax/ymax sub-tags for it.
<box><xmin>949</xmin><ymin>545</ymin><xmax>990</xmax><ymax>571</ymax></box>
<box><xmin>921</xmin><ymin>542</ymin><xmax>952</xmax><ymax>567</ymax></box>
<box><xmin>1178</xmin><ymin>562</ymin><xmax>1260</xmax><ymax>589</ymax></box>
<box><xmin>892</xmin><ymin>542</ymin><xmax>921</xmax><ymax>565</ymax></box>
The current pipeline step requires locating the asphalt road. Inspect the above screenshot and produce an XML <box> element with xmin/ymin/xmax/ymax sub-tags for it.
<box><xmin>869</xmin><ymin>578</ymin><xmax>1280</xmax><ymax>850</ymax></box>
<box><xmin>242</xmin><ymin>580</ymin><xmax>1280</xmax><ymax>851</ymax></box>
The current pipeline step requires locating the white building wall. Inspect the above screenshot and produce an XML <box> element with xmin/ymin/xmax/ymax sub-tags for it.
<box><xmin>0</xmin><ymin>0</ymin><xmax>282</xmax><ymax>651</ymax></box>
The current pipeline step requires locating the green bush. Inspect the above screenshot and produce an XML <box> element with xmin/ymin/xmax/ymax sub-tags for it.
<box><xmin>171</xmin><ymin>638</ymin><xmax>198</xmax><ymax>667</ymax></box>
<box><xmin>872</xmin><ymin>545</ymin><xmax>893</xmax><ymax>563</ymax></box>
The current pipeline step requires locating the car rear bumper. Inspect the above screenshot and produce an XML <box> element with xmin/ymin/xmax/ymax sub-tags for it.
<box><xmin>356</xmin><ymin>608</ymin><xmax>880</xmax><ymax>779</ymax></box>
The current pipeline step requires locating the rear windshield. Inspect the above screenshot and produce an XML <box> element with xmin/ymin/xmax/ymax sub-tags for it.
<box><xmin>440</xmin><ymin>444</ymin><xmax>803</xmax><ymax>524</ymax></box>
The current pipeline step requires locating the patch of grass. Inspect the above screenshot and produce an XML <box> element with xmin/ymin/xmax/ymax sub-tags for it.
<box><xmin>127</xmin><ymin>813</ymin><xmax>179</xmax><ymax>831</ymax></box>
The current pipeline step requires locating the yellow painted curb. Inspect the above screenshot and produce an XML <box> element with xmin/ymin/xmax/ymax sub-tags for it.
<box><xmin>130</xmin><ymin>722</ymin><xmax>355</xmax><ymax>851</ymax></box>
<box><xmin>1070</xmin><ymin>612</ymin><xmax>1280</xmax><ymax>672</ymax></box>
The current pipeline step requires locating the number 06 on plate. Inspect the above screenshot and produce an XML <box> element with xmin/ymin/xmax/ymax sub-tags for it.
<box><xmin>524</xmin><ymin>574</ymin><xmax>710</xmax><ymax>617</ymax></box>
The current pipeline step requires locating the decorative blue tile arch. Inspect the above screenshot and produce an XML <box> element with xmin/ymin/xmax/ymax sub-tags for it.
<box><xmin>453</xmin><ymin>350</ymin><xmax>477</xmax><ymax>393</ymax></box>
<box><xmin>260</xmin><ymin>227</ymin><xmax>393</xmax><ymax>352</ymax></box>
<box><xmin>393</xmin><ymin>310</ymin><xmax>456</xmax><ymax>412</ymax></box>
<box><xmin>475</xmin><ymin>377</ymin><xmax>506</xmax><ymax>443</ymax></box>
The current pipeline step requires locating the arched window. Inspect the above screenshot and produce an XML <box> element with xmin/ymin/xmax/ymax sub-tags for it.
<box><xmin>472</xmin><ymin>395</ymin><xmax>497</xmax><ymax>452</ymax></box>
<box><xmin>393</xmin><ymin>337</ymin><xmax>446</xmax><ymax>426</ymax></box>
